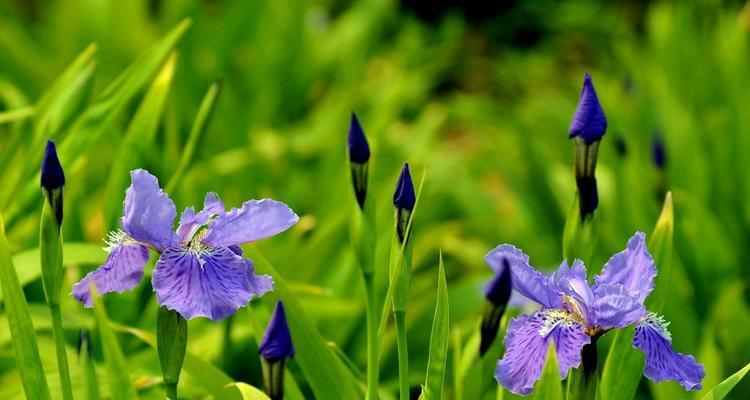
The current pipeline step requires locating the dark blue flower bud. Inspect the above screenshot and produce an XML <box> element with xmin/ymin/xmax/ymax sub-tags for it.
<box><xmin>393</xmin><ymin>163</ymin><xmax>415</xmax><ymax>212</ymax></box>
<box><xmin>480</xmin><ymin>258</ymin><xmax>511</xmax><ymax>356</ymax></box>
<box><xmin>41</xmin><ymin>140</ymin><xmax>65</xmax><ymax>191</ymax></box>
<box><xmin>576</xmin><ymin>176</ymin><xmax>599</xmax><ymax>221</ymax></box>
<box><xmin>259</xmin><ymin>302</ymin><xmax>295</xmax><ymax>362</ymax></box>
<box><xmin>652</xmin><ymin>135</ymin><xmax>666</xmax><ymax>169</ymax></box>
<box><xmin>569</xmin><ymin>73</ymin><xmax>607</xmax><ymax>143</ymax></box>
<box><xmin>348</xmin><ymin>113</ymin><xmax>370</xmax><ymax>163</ymax></box>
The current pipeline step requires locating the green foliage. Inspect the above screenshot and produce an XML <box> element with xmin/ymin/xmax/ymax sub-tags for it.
<box><xmin>0</xmin><ymin>0</ymin><xmax>748</xmax><ymax>398</ymax></box>
<box><xmin>420</xmin><ymin>253</ymin><xmax>449</xmax><ymax>400</ymax></box>
<box><xmin>532</xmin><ymin>343</ymin><xmax>563</xmax><ymax>400</ymax></box>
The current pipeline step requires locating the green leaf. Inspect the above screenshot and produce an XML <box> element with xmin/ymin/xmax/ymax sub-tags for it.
<box><xmin>248</xmin><ymin>248</ymin><xmax>361</xmax><ymax>400</ymax></box>
<box><xmin>532</xmin><ymin>342</ymin><xmax>563</xmax><ymax>400</ymax></box>
<box><xmin>700</xmin><ymin>362</ymin><xmax>750</xmax><ymax>400</ymax></box>
<box><xmin>223</xmin><ymin>382</ymin><xmax>271</xmax><ymax>400</ymax></box>
<box><xmin>93</xmin><ymin>289</ymin><xmax>138</xmax><ymax>400</ymax></box>
<box><xmin>0</xmin><ymin>216</ymin><xmax>51</xmax><ymax>399</ymax></box>
<box><xmin>104</xmin><ymin>52</ymin><xmax>177</xmax><ymax>227</ymax></box>
<box><xmin>647</xmin><ymin>191</ymin><xmax>674</xmax><ymax>312</ymax></box>
<box><xmin>600</xmin><ymin>326</ymin><xmax>645</xmax><ymax>400</ymax></box>
<box><xmin>421</xmin><ymin>253</ymin><xmax>450</xmax><ymax>400</ymax></box>
<box><xmin>165</xmin><ymin>79</ymin><xmax>222</xmax><ymax>193</ymax></box>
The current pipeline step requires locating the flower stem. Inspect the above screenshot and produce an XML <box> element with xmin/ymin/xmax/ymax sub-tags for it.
<box><xmin>165</xmin><ymin>382</ymin><xmax>178</xmax><ymax>400</ymax></box>
<box><xmin>50</xmin><ymin>303</ymin><xmax>73</xmax><ymax>400</ymax></box>
<box><xmin>394</xmin><ymin>310</ymin><xmax>409</xmax><ymax>400</ymax></box>
<box><xmin>363</xmin><ymin>271</ymin><xmax>380</xmax><ymax>400</ymax></box>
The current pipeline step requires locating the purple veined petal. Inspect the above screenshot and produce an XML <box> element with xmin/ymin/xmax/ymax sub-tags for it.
<box><xmin>72</xmin><ymin>241</ymin><xmax>150</xmax><ymax>307</ymax></box>
<box><xmin>591</xmin><ymin>283</ymin><xmax>645</xmax><ymax>328</ymax></box>
<box><xmin>176</xmin><ymin>192</ymin><xmax>225</xmax><ymax>241</ymax></box>
<box><xmin>594</xmin><ymin>232</ymin><xmax>656</xmax><ymax>304</ymax></box>
<box><xmin>495</xmin><ymin>309</ymin><xmax>590</xmax><ymax>395</ymax></box>
<box><xmin>152</xmin><ymin>246</ymin><xmax>272</xmax><ymax>321</ymax></box>
<box><xmin>203</xmin><ymin>199</ymin><xmax>299</xmax><ymax>247</ymax></box>
<box><xmin>633</xmin><ymin>313</ymin><xmax>705</xmax><ymax>390</ymax></box>
<box><xmin>120</xmin><ymin>169</ymin><xmax>178</xmax><ymax>249</ymax></box>
<box><xmin>485</xmin><ymin>244</ymin><xmax>561</xmax><ymax>308</ymax></box>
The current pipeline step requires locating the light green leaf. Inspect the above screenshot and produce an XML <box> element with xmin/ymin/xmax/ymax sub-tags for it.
<box><xmin>532</xmin><ymin>342</ymin><xmax>563</xmax><ymax>400</ymax></box>
<box><xmin>165</xmin><ymin>79</ymin><xmax>222</xmax><ymax>193</ymax></box>
<box><xmin>224</xmin><ymin>382</ymin><xmax>271</xmax><ymax>400</ymax></box>
<box><xmin>0</xmin><ymin>242</ymin><xmax>106</xmax><ymax>301</ymax></box>
<box><xmin>600</xmin><ymin>326</ymin><xmax>645</xmax><ymax>400</ymax></box>
<box><xmin>647</xmin><ymin>191</ymin><xmax>674</xmax><ymax>312</ymax></box>
<box><xmin>104</xmin><ymin>52</ymin><xmax>178</xmax><ymax>227</ymax></box>
<box><xmin>248</xmin><ymin>248</ymin><xmax>361</xmax><ymax>400</ymax></box>
<box><xmin>0</xmin><ymin>216</ymin><xmax>51</xmax><ymax>399</ymax></box>
<box><xmin>421</xmin><ymin>253</ymin><xmax>450</xmax><ymax>400</ymax></box>
<box><xmin>700</xmin><ymin>362</ymin><xmax>750</xmax><ymax>400</ymax></box>
<box><xmin>93</xmin><ymin>290</ymin><xmax>138</xmax><ymax>400</ymax></box>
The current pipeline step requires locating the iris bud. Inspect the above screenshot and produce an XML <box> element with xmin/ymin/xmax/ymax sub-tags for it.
<box><xmin>259</xmin><ymin>302</ymin><xmax>294</xmax><ymax>400</ymax></box>
<box><xmin>393</xmin><ymin>163</ymin><xmax>416</xmax><ymax>244</ymax></box>
<box><xmin>348</xmin><ymin>113</ymin><xmax>370</xmax><ymax>210</ymax></box>
<box><xmin>480</xmin><ymin>258</ymin><xmax>512</xmax><ymax>356</ymax></box>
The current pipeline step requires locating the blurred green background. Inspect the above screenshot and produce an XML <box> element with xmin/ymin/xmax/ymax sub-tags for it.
<box><xmin>0</xmin><ymin>0</ymin><xmax>749</xmax><ymax>398</ymax></box>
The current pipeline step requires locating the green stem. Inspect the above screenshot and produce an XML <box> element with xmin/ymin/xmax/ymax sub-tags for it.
<box><xmin>363</xmin><ymin>272</ymin><xmax>379</xmax><ymax>400</ymax></box>
<box><xmin>50</xmin><ymin>303</ymin><xmax>73</xmax><ymax>400</ymax></box>
<box><xmin>394</xmin><ymin>310</ymin><xmax>409</xmax><ymax>400</ymax></box>
<box><xmin>165</xmin><ymin>382</ymin><xmax>178</xmax><ymax>400</ymax></box>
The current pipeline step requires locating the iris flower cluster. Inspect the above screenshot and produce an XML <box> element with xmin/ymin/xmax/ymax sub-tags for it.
<box><xmin>72</xmin><ymin>169</ymin><xmax>298</xmax><ymax>321</ymax></box>
<box><xmin>487</xmin><ymin>233</ymin><xmax>705</xmax><ymax>395</ymax></box>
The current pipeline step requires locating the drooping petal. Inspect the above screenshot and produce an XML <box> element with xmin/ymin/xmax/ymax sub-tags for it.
<box><xmin>203</xmin><ymin>199</ymin><xmax>299</xmax><ymax>247</ymax></box>
<box><xmin>633</xmin><ymin>313</ymin><xmax>705</xmax><ymax>390</ymax></box>
<box><xmin>594</xmin><ymin>232</ymin><xmax>656</xmax><ymax>304</ymax></box>
<box><xmin>120</xmin><ymin>169</ymin><xmax>177</xmax><ymax>249</ymax></box>
<box><xmin>245</xmin><ymin>259</ymin><xmax>274</xmax><ymax>297</ymax></box>
<box><xmin>152</xmin><ymin>246</ymin><xmax>271</xmax><ymax>321</ymax></box>
<box><xmin>495</xmin><ymin>309</ymin><xmax>589</xmax><ymax>395</ymax></box>
<box><xmin>72</xmin><ymin>242</ymin><xmax>150</xmax><ymax>307</ymax></box>
<box><xmin>176</xmin><ymin>192</ymin><xmax>225</xmax><ymax>241</ymax></box>
<box><xmin>591</xmin><ymin>283</ymin><xmax>645</xmax><ymax>328</ymax></box>
<box><xmin>485</xmin><ymin>245</ymin><xmax>561</xmax><ymax>308</ymax></box>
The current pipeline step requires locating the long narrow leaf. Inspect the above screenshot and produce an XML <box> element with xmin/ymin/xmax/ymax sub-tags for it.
<box><xmin>93</xmin><ymin>291</ymin><xmax>138</xmax><ymax>399</ymax></box>
<box><xmin>700</xmin><ymin>362</ymin><xmax>750</xmax><ymax>400</ymax></box>
<box><xmin>248</xmin><ymin>248</ymin><xmax>361</xmax><ymax>400</ymax></box>
<box><xmin>0</xmin><ymin>216</ymin><xmax>51</xmax><ymax>399</ymax></box>
<box><xmin>532</xmin><ymin>342</ymin><xmax>563</xmax><ymax>400</ymax></box>
<box><xmin>420</xmin><ymin>253</ymin><xmax>450</xmax><ymax>400</ymax></box>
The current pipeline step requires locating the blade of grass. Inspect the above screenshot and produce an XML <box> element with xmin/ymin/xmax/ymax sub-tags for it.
<box><xmin>93</xmin><ymin>290</ymin><xmax>138</xmax><ymax>400</ymax></box>
<box><xmin>700</xmin><ymin>362</ymin><xmax>750</xmax><ymax>400</ymax></box>
<box><xmin>165</xmin><ymin>79</ymin><xmax>222</xmax><ymax>193</ymax></box>
<box><xmin>0</xmin><ymin>215</ymin><xmax>51</xmax><ymax>400</ymax></box>
<box><xmin>248</xmin><ymin>247</ymin><xmax>362</xmax><ymax>400</ymax></box>
<box><xmin>104</xmin><ymin>52</ymin><xmax>178</xmax><ymax>227</ymax></box>
<box><xmin>419</xmin><ymin>252</ymin><xmax>449</xmax><ymax>400</ymax></box>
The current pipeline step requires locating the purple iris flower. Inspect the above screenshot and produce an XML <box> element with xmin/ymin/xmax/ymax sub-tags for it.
<box><xmin>72</xmin><ymin>169</ymin><xmax>298</xmax><ymax>321</ymax></box>
<box><xmin>486</xmin><ymin>232</ymin><xmax>704</xmax><ymax>395</ymax></box>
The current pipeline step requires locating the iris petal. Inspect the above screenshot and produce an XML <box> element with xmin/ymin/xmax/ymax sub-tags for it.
<box><xmin>591</xmin><ymin>283</ymin><xmax>645</xmax><ymax>328</ymax></box>
<box><xmin>72</xmin><ymin>242</ymin><xmax>150</xmax><ymax>307</ymax></box>
<box><xmin>485</xmin><ymin>244</ymin><xmax>561</xmax><ymax>308</ymax></box>
<box><xmin>152</xmin><ymin>246</ymin><xmax>273</xmax><ymax>321</ymax></box>
<box><xmin>120</xmin><ymin>169</ymin><xmax>177</xmax><ymax>249</ymax></box>
<box><xmin>495</xmin><ymin>309</ymin><xmax>589</xmax><ymax>395</ymax></box>
<box><xmin>594</xmin><ymin>232</ymin><xmax>656</xmax><ymax>304</ymax></box>
<box><xmin>204</xmin><ymin>199</ymin><xmax>298</xmax><ymax>247</ymax></box>
<box><xmin>633</xmin><ymin>313</ymin><xmax>705</xmax><ymax>390</ymax></box>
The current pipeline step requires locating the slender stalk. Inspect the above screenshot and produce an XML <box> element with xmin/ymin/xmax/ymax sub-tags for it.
<box><xmin>394</xmin><ymin>310</ymin><xmax>409</xmax><ymax>400</ymax></box>
<box><xmin>363</xmin><ymin>271</ymin><xmax>379</xmax><ymax>400</ymax></box>
<box><xmin>50</xmin><ymin>303</ymin><xmax>73</xmax><ymax>400</ymax></box>
<box><xmin>165</xmin><ymin>382</ymin><xmax>178</xmax><ymax>400</ymax></box>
